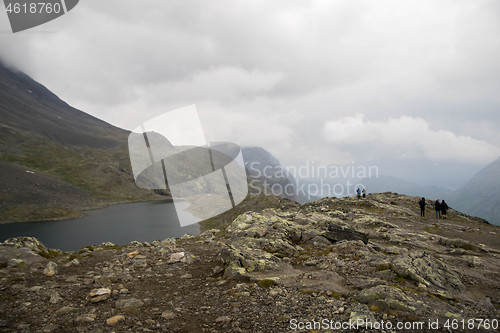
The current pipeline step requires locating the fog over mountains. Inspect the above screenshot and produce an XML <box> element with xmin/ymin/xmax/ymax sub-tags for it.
<box><xmin>1</xmin><ymin>0</ymin><xmax>499</xmax><ymax>195</ymax></box>
<box><xmin>0</xmin><ymin>62</ymin><xmax>306</xmax><ymax>221</ymax></box>
<box><xmin>444</xmin><ymin>158</ymin><xmax>500</xmax><ymax>226</ymax></box>
<box><xmin>0</xmin><ymin>61</ymin><xmax>498</xmax><ymax>225</ymax></box>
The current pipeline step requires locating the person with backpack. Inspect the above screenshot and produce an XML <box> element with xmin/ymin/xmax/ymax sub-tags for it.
<box><xmin>418</xmin><ymin>197</ymin><xmax>426</xmax><ymax>217</ymax></box>
<box><xmin>435</xmin><ymin>199</ymin><xmax>442</xmax><ymax>218</ymax></box>
<box><xmin>362</xmin><ymin>188</ymin><xmax>366</xmax><ymax>198</ymax></box>
<box><xmin>441</xmin><ymin>200</ymin><xmax>449</xmax><ymax>219</ymax></box>
<box><xmin>356</xmin><ymin>188</ymin><xmax>361</xmax><ymax>199</ymax></box>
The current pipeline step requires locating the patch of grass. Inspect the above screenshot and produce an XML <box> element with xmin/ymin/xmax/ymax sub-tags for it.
<box><xmin>11</xmin><ymin>263</ymin><xmax>27</xmax><ymax>270</ymax></box>
<box><xmin>406</xmin><ymin>315</ymin><xmax>420</xmax><ymax>322</ymax></box>
<box><xmin>424</xmin><ymin>223</ymin><xmax>442</xmax><ymax>234</ymax></box>
<box><xmin>7</xmin><ymin>276</ymin><xmax>25</xmax><ymax>284</ymax></box>
<box><xmin>428</xmin><ymin>293</ymin><xmax>444</xmax><ymax>301</ymax></box>
<box><xmin>317</xmin><ymin>246</ymin><xmax>333</xmax><ymax>256</ymax></box>
<box><xmin>390</xmin><ymin>201</ymin><xmax>398</xmax><ymax>205</ymax></box>
<box><xmin>376</xmin><ymin>263</ymin><xmax>391</xmax><ymax>271</ymax></box>
<box><xmin>330</xmin><ymin>290</ymin><xmax>343</xmax><ymax>299</ymax></box>
<box><xmin>232</xmin><ymin>292</ymin><xmax>249</xmax><ymax>299</ymax></box>
<box><xmin>262</xmin><ymin>247</ymin><xmax>278</xmax><ymax>254</ymax></box>
<box><xmin>1</xmin><ymin>293</ymin><xmax>18</xmax><ymax>302</ymax></box>
<box><xmin>122</xmin><ymin>307</ymin><xmax>140</xmax><ymax>314</ymax></box>
<box><xmin>0</xmin><ymin>262</ymin><xmax>7</xmax><ymax>269</ymax></box>
<box><xmin>388</xmin><ymin>310</ymin><xmax>399</xmax><ymax>317</ymax></box>
<box><xmin>257</xmin><ymin>279</ymin><xmax>276</xmax><ymax>288</ymax></box>
<box><xmin>394</xmin><ymin>273</ymin><xmax>413</xmax><ymax>284</ymax></box>
<box><xmin>460</xmin><ymin>243</ymin><xmax>478</xmax><ymax>251</ymax></box>
<box><xmin>299</xmin><ymin>288</ymin><xmax>315</xmax><ymax>295</ymax></box>
<box><xmin>2</xmin><ymin>205</ymin><xmax>84</xmax><ymax>223</ymax></box>
<box><xmin>295</xmin><ymin>255</ymin><xmax>310</xmax><ymax>263</ymax></box>
<box><xmin>2</xmin><ymin>139</ymin><xmax>160</xmax><ymax>222</ymax></box>
<box><xmin>38</xmin><ymin>249</ymin><xmax>62</xmax><ymax>259</ymax></box>
<box><xmin>79</xmin><ymin>245</ymin><xmax>95</xmax><ymax>252</ymax></box>
<box><xmin>369</xmin><ymin>304</ymin><xmax>383</xmax><ymax>312</ymax></box>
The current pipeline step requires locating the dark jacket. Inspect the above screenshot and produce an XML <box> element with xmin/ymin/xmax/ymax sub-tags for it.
<box><xmin>441</xmin><ymin>201</ymin><xmax>449</xmax><ymax>213</ymax></box>
<box><xmin>419</xmin><ymin>198</ymin><xmax>426</xmax><ymax>209</ymax></box>
<box><xmin>435</xmin><ymin>200</ymin><xmax>441</xmax><ymax>211</ymax></box>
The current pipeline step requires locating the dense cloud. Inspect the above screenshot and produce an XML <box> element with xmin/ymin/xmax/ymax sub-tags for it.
<box><xmin>0</xmin><ymin>0</ymin><xmax>499</xmax><ymax>187</ymax></box>
<box><xmin>323</xmin><ymin>115</ymin><xmax>500</xmax><ymax>164</ymax></box>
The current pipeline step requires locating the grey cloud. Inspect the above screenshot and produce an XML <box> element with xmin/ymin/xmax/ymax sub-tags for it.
<box><xmin>0</xmin><ymin>0</ymin><xmax>499</xmax><ymax>188</ymax></box>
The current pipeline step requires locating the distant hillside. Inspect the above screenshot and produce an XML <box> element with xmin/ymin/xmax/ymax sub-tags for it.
<box><xmin>0</xmin><ymin>62</ymin><xmax>161</xmax><ymax>222</ymax></box>
<box><xmin>445</xmin><ymin>158</ymin><xmax>500</xmax><ymax>226</ymax></box>
<box><xmin>360</xmin><ymin>175</ymin><xmax>450</xmax><ymax>199</ymax></box>
<box><xmin>295</xmin><ymin>174</ymin><xmax>450</xmax><ymax>201</ymax></box>
<box><xmin>242</xmin><ymin>146</ymin><xmax>307</xmax><ymax>203</ymax></box>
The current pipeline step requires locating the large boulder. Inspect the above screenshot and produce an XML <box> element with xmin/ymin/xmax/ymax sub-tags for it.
<box><xmin>221</xmin><ymin>209</ymin><xmax>370</xmax><ymax>279</ymax></box>
<box><xmin>1</xmin><ymin>236</ymin><xmax>48</xmax><ymax>254</ymax></box>
<box><xmin>324</xmin><ymin>223</ymin><xmax>368</xmax><ymax>244</ymax></box>
<box><xmin>391</xmin><ymin>251</ymin><xmax>466</xmax><ymax>292</ymax></box>
<box><xmin>222</xmin><ymin>211</ymin><xmax>306</xmax><ymax>279</ymax></box>
<box><xmin>0</xmin><ymin>237</ymin><xmax>49</xmax><ymax>267</ymax></box>
<box><xmin>357</xmin><ymin>285</ymin><xmax>425</xmax><ymax>313</ymax></box>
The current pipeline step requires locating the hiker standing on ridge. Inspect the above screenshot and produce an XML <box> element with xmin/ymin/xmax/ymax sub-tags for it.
<box><xmin>419</xmin><ymin>197</ymin><xmax>426</xmax><ymax>217</ymax></box>
<box><xmin>356</xmin><ymin>188</ymin><xmax>361</xmax><ymax>199</ymax></box>
<box><xmin>435</xmin><ymin>199</ymin><xmax>442</xmax><ymax>218</ymax></box>
<box><xmin>441</xmin><ymin>200</ymin><xmax>449</xmax><ymax>219</ymax></box>
<box><xmin>362</xmin><ymin>188</ymin><xmax>366</xmax><ymax>198</ymax></box>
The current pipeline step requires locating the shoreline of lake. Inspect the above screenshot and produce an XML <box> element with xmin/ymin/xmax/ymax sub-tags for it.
<box><xmin>0</xmin><ymin>196</ymin><xmax>174</xmax><ymax>225</ymax></box>
<box><xmin>0</xmin><ymin>200</ymin><xmax>199</xmax><ymax>251</ymax></box>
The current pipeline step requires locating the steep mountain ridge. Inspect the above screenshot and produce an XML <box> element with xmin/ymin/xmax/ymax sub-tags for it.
<box><xmin>0</xmin><ymin>62</ymin><xmax>161</xmax><ymax>222</ymax></box>
<box><xmin>0</xmin><ymin>62</ymin><xmax>127</xmax><ymax>149</ymax></box>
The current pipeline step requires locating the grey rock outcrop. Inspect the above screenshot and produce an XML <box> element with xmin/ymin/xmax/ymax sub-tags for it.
<box><xmin>0</xmin><ymin>193</ymin><xmax>498</xmax><ymax>333</ymax></box>
<box><xmin>391</xmin><ymin>251</ymin><xmax>466</xmax><ymax>292</ymax></box>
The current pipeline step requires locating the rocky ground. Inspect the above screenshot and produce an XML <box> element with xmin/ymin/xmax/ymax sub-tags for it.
<box><xmin>0</xmin><ymin>193</ymin><xmax>499</xmax><ymax>332</ymax></box>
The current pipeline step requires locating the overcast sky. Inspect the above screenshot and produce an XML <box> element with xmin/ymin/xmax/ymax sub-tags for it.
<box><xmin>1</xmin><ymin>0</ymin><xmax>499</xmax><ymax>188</ymax></box>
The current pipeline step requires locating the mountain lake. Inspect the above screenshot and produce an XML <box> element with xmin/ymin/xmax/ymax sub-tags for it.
<box><xmin>0</xmin><ymin>200</ymin><xmax>200</xmax><ymax>251</ymax></box>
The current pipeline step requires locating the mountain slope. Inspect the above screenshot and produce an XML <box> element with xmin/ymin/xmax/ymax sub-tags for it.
<box><xmin>0</xmin><ymin>62</ymin><xmax>161</xmax><ymax>222</ymax></box>
<box><xmin>445</xmin><ymin>158</ymin><xmax>500</xmax><ymax>226</ymax></box>
<box><xmin>0</xmin><ymin>62</ymin><xmax>127</xmax><ymax>149</ymax></box>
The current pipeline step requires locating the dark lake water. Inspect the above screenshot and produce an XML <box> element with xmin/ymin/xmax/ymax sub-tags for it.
<box><xmin>0</xmin><ymin>200</ymin><xmax>200</xmax><ymax>251</ymax></box>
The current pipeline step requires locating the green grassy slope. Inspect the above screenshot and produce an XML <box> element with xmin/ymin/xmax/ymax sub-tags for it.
<box><xmin>0</xmin><ymin>62</ymin><xmax>162</xmax><ymax>222</ymax></box>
